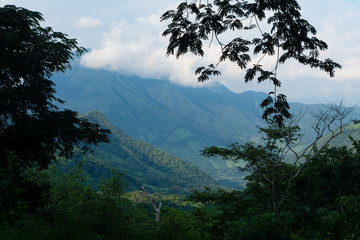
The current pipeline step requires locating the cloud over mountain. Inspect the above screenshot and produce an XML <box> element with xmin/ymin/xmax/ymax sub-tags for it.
<box><xmin>80</xmin><ymin>14</ymin><xmax>217</xmax><ymax>88</ymax></box>
<box><xmin>79</xmin><ymin>0</ymin><xmax>360</xmax><ymax>104</ymax></box>
<box><xmin>8</xmin><ymin>0</ymin><xmax>356</xmax><ymax>104</ymax></box>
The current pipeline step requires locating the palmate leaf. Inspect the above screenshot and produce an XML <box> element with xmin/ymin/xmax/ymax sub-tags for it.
<box><xmin>270</xmin><ymin>77</ymin><xmax>281</xmax><ymax>87</ymax></box>
<box><xmin>253</xmin><ymin>33</ymin><xmax>277</xmax><ymax>55</ymax></box>
<box><xmin>188</xmin><ymin>3</ymin><xmax>201</xmax><ymax>15</ymax></box>
<box><xmin>229</xmin><ymin>19</ymin><xmax>243</xmax><ymax>30</ymax></box>
<box><xmin>260</xmin><ymin>96</ymin><xmax>273</xmax><ymax>109</ymax></box>
<box><xmin>160</xmin><ymin>10</ymin><xmax>176</xmax><ymax>21</ymax></box>
<box><xmin>176</xmin><ymin>32</ymin><xmax>205</xmax><ymax>58</ymax></box>
<box><xmin>195</xmin><ymin>64</ymin><xmax>221</xmax><ymax>82</ymax></box>
<box><xmin>257</xmin><ymin>70</ymin><xmax>274</xmax><ymax>83</ymax></box>
<box><xmin>220</xmin><ymin>38</ymin><xmax>251</xmax><ymax>68</ymax></box>
<box><xmin>244</xmin><ymin>64</ymin><xmax>263</xmax><ymax>83</ymax></box>
<box><xmin>215</xmin><ymin>0</ymin><xmax>247</xmax><ymax>19</ymax></box>
<box><xmin>267</xmin><ymin>102</ymin><xmax>291</xmax><ymax>127</ymax></box>
<box><xmin>321</xmin><ymin>58</ymin><xmax>342</xmax><ymax>77</ymax></box>
<box><xmin>260</xmin><ymin>93</ymin><xmax>291</xmax><ymax>127</ymax></box>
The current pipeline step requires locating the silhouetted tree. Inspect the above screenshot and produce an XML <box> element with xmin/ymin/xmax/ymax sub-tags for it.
<box><xmin>161</xmin><ymin>0</ymin><xmax>341</xmax><ymax>127</ymax></box>
<box><xmin>0</xmin><ymin>5</ymin><xmax>110</xmax><ymax>169</ymax></box>
<box><xmin>0</xmin><ymin>5</ymin><xmax>110</xmax><ymax>219</ymax></box>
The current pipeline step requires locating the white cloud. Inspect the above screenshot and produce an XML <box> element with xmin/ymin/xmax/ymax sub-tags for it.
<box><xmin>76</xmin><ymin>16</ymin><xmax>102</xmax><ymax>28</ymax></box>
<box><xmin>79</xmin><ymin>0</ymin><xmax>360</xmax><ymax>104</ymax></box>
<box><xmin>0</xmin><ymin>1</ymin><xmax>11</xmax><ymax>5</ymax></box>
<box><xmin>2</xmin><ymin>0</ymin><xmax>357</xmax><ymax>104</ymax></box>
<box><xmin>80</xmin><ymin>14</ymin><xmax>217</xmax><ymax>88</ymax></box>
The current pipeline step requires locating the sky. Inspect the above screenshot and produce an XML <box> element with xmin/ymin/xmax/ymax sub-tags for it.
<box><xmin>1</xmin><ymin>0</ymin><xmax>360</xmax><ymax>104</ymax></box>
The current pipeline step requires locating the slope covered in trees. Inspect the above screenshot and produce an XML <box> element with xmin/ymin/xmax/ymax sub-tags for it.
<box><xmin>52</xmin><ymin>63</ymin><xmax>266</xmax><ymax>187</ymax></box>
<box><xmin>2</xmin><ymin>123</ymin><xmax>359</xmax><ymax>240</ymax></box>
<box><xmin>318</xmin><ymin>121</ymin><xmax>360</xmax><ymax>148</ymax></box>
<box><xmin>75</xmin><ymin>111</ymin><xmax>222</xmax><ymax>194</ymax></box>
<box><xmin>53</xmin><ymin>61</ymin><xmax>348</xmax><ymax>188</ymax></box>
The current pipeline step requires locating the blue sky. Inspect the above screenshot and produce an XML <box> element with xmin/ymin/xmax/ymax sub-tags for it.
<box><xmin>2</xmin><ymin>0</ymin><xmax>360</xmax><ymax>104</ymax></box>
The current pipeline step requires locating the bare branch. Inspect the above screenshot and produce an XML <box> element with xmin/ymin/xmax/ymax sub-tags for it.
<box><xmin>138</xmin><ymin>184</ymin><xmax>161</xmax><ymax>222</ymax></box>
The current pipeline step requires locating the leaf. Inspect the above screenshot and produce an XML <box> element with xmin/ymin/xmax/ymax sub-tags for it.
<box><xmin>195</xmin><ymin>64</ymin><xmax>221</xmax><ymax>82</ymax></box>
<box><xmin>260</xmin><ymin>96</ymin><xmax>273</xmax><ymax>108</ymax></box>
<box><xmin>270</xmin><ymin>77</ymin><xmax>281</xmax><ymax>87</ymax></box>
<box><xmin>244</xmin><ymin>64</ymin><xmax>262</xmax><ymax>82</ymax></box>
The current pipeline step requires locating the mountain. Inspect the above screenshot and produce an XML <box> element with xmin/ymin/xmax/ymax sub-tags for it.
<box><xmin>317</xmin><ymin>122</ymin><xmax>360</xmax><ymax>148</ymax></box>
<box><xmin>53</xmin><ymin>62</ymin><xmax>268</xmax><ymax>187</ymax></box>
<box><xmin>59</xmin><ymin>111</ymin><xmax>221</xmax><ymax>194</ymax></box>
<box><xmin>53</xmin><ymin>61</ymin><xmax>357</xmax><ymax>188</ymax></box>
<box><xmin>54</xmin><ymin>63</ymin><xmax>267</xmax><ymax>145</ymax></box>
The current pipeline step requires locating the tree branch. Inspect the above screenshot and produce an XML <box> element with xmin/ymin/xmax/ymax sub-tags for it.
<box><xmin>138</xmin><ymin>184</ymin><xmax>161</xmax><ymax>222</ymax></box>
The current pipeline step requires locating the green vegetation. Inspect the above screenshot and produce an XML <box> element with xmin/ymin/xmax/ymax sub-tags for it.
<box><xmin>79</xmin><ymin>111</ymin><xmax>221</xmax><ymax>194</ymax></box>
<box><xmin>319</xmin><ymin>121</ymin><xmax>360</xmax><ymax>148</ymax></box>
<box><xmin>1</xmin><ymin>3</ymin><xmax>359</xmax><ymax>240</ymax></box>
<box><xmin>0</xmin><ymin>164</ymin><xmax>209</xmax><ymax>240</ymax></box>
<box><xmin>53</xmin><ymin>65</ymin><xmax>265</xmax><ymax>188</ymax></box>
<box><xmin>53</xmin><ymin>53</ymin><xmax>358</xmax><ymax>189</ymax></box>
<box><xmin>0</xmin><ymin>5</ymin><xmax>109</xmax><ymax>169</ymax></box>
<box><xmin>2</xmin><ymin>126</ymin><xmax>360</xmax><ymax>239</ymax></box>
<box><xmin>0</xmin><ymin>5</ymin><xmax>109</xmax><ymax>221</ymax></box>
<box><xmin>187</xmin><ymin>126</ymin><xmax>360</xmax><ymax>239</ymax></box>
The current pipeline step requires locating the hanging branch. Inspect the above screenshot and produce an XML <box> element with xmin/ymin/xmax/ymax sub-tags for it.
<box><xmin>161</xmin><ymin>0</ymin><xmax>341</xmax><ymax>127</ymax></box>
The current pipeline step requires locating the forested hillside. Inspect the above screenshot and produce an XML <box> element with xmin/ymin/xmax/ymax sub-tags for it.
<box><xmin>53</xmin><ymin>63</ymin><xmax>266</xmax><ymax>187</ymax></box>
<box><xmin>73</xmin><ymin>110</ymin><xmax>221</xmax><ymax>194</ymax></box>
<box><xmin>54</xmin><ymin>62</ymin><xmax>348</xmax><ymax>188</ymax></box>
<box><xmin>318</xmin><ymin>121</ymin><xmax>360</xmax><ymax>148</ymax></box>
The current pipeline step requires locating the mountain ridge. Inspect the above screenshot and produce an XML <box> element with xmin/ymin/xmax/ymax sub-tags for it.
<box><xmin>77</xmin><ymin>110</ymin><xmax>222</xmax><ymax>194</ymax></box>
<box><xmin>53</xmin><ymin>63</ymin><xmax>265</xmax><ymax>187</ymax></box>
<box><xmin>53</xmin><ymin>62</ymin><xmax>357</xmax><ymax>188</ymax></box>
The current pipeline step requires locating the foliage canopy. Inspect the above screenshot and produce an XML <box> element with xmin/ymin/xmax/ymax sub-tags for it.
<box><xmin>0</xmin><ymin>5</ymin><xmax>110</xmax><ymax>219</ymax></box>
<box><xmin>161</xmin><ymin>0</ymin><xmax>341</xmax><ymax>126</ymax></box>
<box><xmin>0</xmin><ymin>5</ymin><xmax>110</xmax><ymax>169</ymax></box>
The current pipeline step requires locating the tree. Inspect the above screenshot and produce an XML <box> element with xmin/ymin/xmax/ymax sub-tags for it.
<box><xmin>138</xmin><ymin>184</ymin><xmax>162</xmax><ymax>222</ymax></box>
<box><xmin>202</xmin><ymin>103</ymin><xmax>353</xmax><ymax>215</ymax></box>
<box><xmin>161</xmin><ymin>0</ymin><xmax>341</xmax><ymax>127</ymax></box>
<box><xmin>292</xmin><ymin>139</ymin><xmax>360</xmax><ymax>239</ymax></box>
<box><xmin>0</xmin><ymin>5</ymin><xmax>110</xmax><ymax>169</ymax></box>
<box><xmin>0</xmin><ymin>5</ymin><xmax>110</xmax><ymax>218</ymax></box>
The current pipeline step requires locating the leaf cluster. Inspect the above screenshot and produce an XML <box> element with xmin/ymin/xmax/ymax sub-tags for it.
<box><xmin>161</xmin><ymin>0</ymin><xmax>341</xmax><ymax>126</ymax></box>
<box><xmin>0</xmin><ymin>5</ymin><xmax>110</xmax><ymax>170</ymax></box>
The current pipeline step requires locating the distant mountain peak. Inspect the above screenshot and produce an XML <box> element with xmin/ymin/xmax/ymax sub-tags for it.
<box><xmin>54</xmin><ymin>64</ymin><xmax>334</xmax><ymax>189</ymax></box>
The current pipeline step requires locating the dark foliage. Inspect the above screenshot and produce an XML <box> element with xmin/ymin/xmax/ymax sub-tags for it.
<box><xmin>1</xmin><ymin>136</ymin><xmax>359</xmax><ymax>239</ymax></box>
<box><xmin>0</xmin><ymin>5</ymin><xmax>110</xmax><ymax>169</ymax></box>
<box><xmin>0</xmin><ymin>5</ymin><xmax>110</xmax><ymax>220</ymax></box>
<box><xmin>161</xmin><ymin>0</ymin><xmax>341</xmax><ymax>127</ymax></box>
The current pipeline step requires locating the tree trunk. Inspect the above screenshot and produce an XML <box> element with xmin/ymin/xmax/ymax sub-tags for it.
<box><xmin>138</xmin><ymin>184</ymin><xmax>161</xmax><ymax>222</ymax></box>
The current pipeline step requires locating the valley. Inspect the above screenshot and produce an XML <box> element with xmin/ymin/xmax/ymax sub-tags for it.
<box><xmin>53</xmin><ymin>61</ymin><xmax>360</xmax><ymax>190</ymax></box>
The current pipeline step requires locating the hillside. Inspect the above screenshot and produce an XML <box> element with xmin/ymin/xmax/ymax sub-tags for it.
<box><xmin>317</xmin><ymin>122</ymin><xmax>360</xmax><ymax>148</ymax></box>
<box><xmin>68</xmin><ymin>111</ymin><xmax>222</xmax><ymax>194</ymax></box>
<box><xmin>52</xmin><ymin>62</ymin><xmax>359</xmax><ymax>188</ymax></box>
<box><xmin>53</xmin><ymin>63</ymin><xmax>267</xmax><ymax>187</ymax></box>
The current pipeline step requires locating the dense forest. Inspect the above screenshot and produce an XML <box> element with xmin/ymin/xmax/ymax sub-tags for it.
<box><xmin>2</xmin><ymin>124</ymin><xmax>360</xmax><ymax>239</ymax></box>
<box><xmin>62</xmin><ymin>110</ymin><xmax>221</xmax><ymax>194</ymax></box>
<box><xmin>1</xmin><ymin>3</ymin><xmax>359</xmax><ymax>240</ymax></box>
